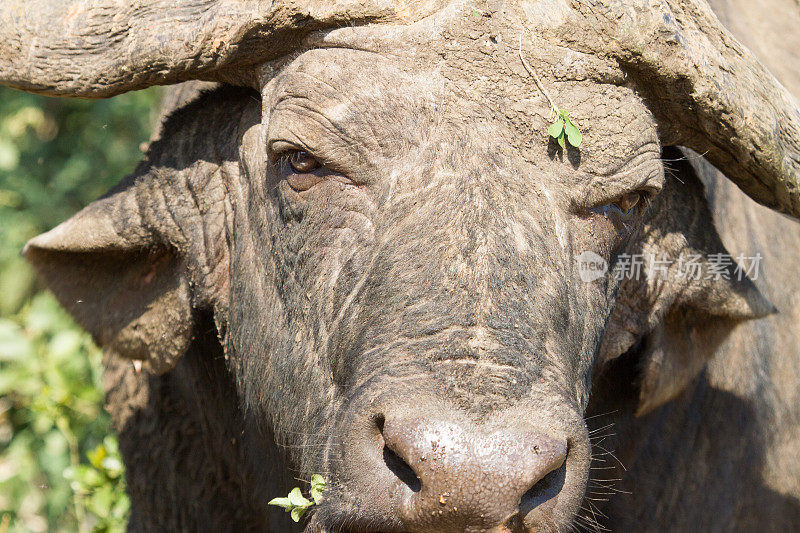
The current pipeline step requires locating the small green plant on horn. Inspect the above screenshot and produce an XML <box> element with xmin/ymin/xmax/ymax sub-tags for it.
<box><xmin>268</xmin><ymin>474</ymin><xmax>326</xmax><ymax>522</ymax></box>
<box><xmin>519</xmin><ymin>34</ymin><xmax>583</xmax><ymax>149</ymax></box>
<box><xmin>547</xmin><ymin>107</ymin><xmax>582</xmax><ymax>149</ymax></box>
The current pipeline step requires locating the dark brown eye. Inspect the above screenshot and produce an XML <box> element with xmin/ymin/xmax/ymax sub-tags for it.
<box><xmin>612</xmin><ymin>192</ymin><xmax>642</xmax><ymax>214</ymax></box>
<box><xmin>591</xmin><ymin>191</ymin><xmax>645</xmax><ymax>218</ymax></box>
<box><xmin>287</xmin><ymin>150</ymin><xmax>320</xmax><ymax>173</ymax></box>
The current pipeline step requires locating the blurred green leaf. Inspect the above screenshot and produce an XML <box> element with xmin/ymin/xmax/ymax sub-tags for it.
<box><xmin>309</xmin><ymin>474</ymin><xmax>326</xmax><ymax>504</ymax></box>
<box><xmin>290</xmin><ymin>507</ymin><xmax>305</xmax><ymax>522</ymax></box>
<box><xmin>269</xmin><ymin>477</ymin><xmax>326</xmax><ymax>523</ymax></box>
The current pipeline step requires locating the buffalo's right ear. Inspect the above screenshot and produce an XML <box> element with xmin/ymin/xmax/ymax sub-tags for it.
<box><xmin>23</xmin><ymin>175</ymin><xmax>193</xmax><ymax>375</ymax></box>
<box><xmin>22</xmin><ymin>85</ymin><xmax>261</xmax><ymax>374</ymax></box>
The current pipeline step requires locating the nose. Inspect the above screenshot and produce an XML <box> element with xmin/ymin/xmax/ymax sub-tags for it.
<box><xmin>378</xmin><ymin>415</ymin><xmax>568</xmax><ymax>531</ymax></box>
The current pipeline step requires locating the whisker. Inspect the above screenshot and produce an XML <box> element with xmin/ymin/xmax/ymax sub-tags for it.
<box><xmin>593</xmin><ymin>445</ymin><xmax>627</xmax><ymax>471</ymax></box>
<box><xmin>585</xmin><ymin>500</ymin><xmax>610</xmax><ymax>520</ymax></box>
<box><xmin>583</xmin><ymin>409</ymin><xmax>619</xmax><ymax>421</ymax></box>
<box><xmin>588</xmin><ymin>423</ymin><xmax>615</xmax><ymax>435</ymax></box>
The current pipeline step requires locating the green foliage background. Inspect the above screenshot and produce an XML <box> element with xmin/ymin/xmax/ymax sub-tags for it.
<box><xmin>0</xmin><ymin>86</ymin><xmax>162</xmax><ymax>531</ymax></box>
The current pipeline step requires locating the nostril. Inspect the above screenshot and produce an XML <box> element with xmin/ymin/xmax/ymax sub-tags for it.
<box><xmin>382</xmin><ymin>445</ymin><xmax>421</xmax><ymax>492</ymax></box>
<box><xmin>519</xmin><ymin>460</ymin><xmax>567</xmax><ymax>516</ymax></box>
<box><xmin>374</xmin><ymin>413</ymin><xmax>385</xmax><ymax>433</ymax></box>
<box><xmin>375</xmin><ymin>415</ymin><xmax>422</xmax><ymax>493</ymax></box>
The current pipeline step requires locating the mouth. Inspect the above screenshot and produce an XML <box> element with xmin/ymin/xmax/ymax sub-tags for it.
<box><xmin>303</xmin><ymin>494</ymin><xmax>578</xmax><ymax>533</ymax></box>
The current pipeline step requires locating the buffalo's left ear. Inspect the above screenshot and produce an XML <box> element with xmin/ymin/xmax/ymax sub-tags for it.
<box><xmin>633</xmin><ymin>307</ymin><xmax>741</xmax><ymax>416</ymax></box>
<box><xmin>600</xmin><ymin>147</ymin><xmax>776</xmax><ymax>415</ymax></box>
<box><xmin>23</xmin><ymin>174</ymin><xmax>194</xmax><ymax>375</ymax></box>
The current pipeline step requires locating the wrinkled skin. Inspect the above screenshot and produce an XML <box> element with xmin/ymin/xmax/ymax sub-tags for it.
<box><xmin>15</xmin><ymin>1</ymin><xmax>800</xmax><ymax>531</ymax></box>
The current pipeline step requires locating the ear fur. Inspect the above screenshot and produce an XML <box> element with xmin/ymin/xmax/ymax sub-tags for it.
<box><xmin>24</xmin><ymin>180</ymin><xmax>193</xmax><ymax>375</ymax></box>
<box><xmin>634</xmin><ymin>308</ymin><xmax>738</xmax><ymax>416</ymax></box>
<box><xmin>599</xmin><ymin>147</ymin><xmax>775</xmax><ymax>415</ymax></box>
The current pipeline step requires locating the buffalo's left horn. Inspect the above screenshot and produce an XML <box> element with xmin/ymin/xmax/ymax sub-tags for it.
<box><xmin>583</xmin><ymin>0</ymin><xmax>800</xmax><ymax>219</ymax></box>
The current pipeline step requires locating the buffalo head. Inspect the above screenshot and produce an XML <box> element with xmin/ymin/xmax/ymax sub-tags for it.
<box><xmin>3</xmin><ymin>0</ymin><xmax>797</xmax><ymax>531</ymax></box>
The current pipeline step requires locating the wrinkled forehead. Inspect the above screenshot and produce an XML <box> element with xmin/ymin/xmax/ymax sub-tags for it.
<box><xmin>260</xmin><ymin>1</ymin><xmax>660</xmax><ymax>179</ymax></box>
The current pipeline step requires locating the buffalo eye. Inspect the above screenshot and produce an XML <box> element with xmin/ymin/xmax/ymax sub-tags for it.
<box><xmin>587</xmin><ymin>190</ymin><xmax>652</xmax><ymax>241</ymax></box>
<box><xmin>591</xmin><ymin>191</ymin><xmax>647</xmax><ymax>218</ymax></box>
<box><xmin>287</xmin><ymin>150</ymin><xmax>320</xmax><ymax>173</ymax></box>
<box><xmin>274</xmin><ymin>147</ymin><xmax>355</xmax><ymax>194</ymax></box>
<box><xmin>612</xmin><ymin>192</ymin><xmax>642</xmax><ymax>214</ymax></box>
<box><xmin>279</xmin><ymin>150</ymin><xmax>326</xmax><ymax>192</ymax></box>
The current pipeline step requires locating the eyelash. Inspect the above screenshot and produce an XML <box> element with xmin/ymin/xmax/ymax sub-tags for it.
<box><xmin>276</xmin><ymin>149</ymin><xmax>321</xmax><ymax>173</ymax></box>
<box><xmin>583</xmin><ymin>190</ymin><xmax>655</xmax><ymax>242</ymax></box>
<box><xmin>590</xmin><ymin>190</ymin><xmax>653</xmax><ymax>218</ymax></box>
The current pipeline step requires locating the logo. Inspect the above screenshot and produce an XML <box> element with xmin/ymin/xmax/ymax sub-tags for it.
<box><xmin>574</xmin><ymin>251</ymin><xmax>762</xmax><ymax>283</ymax></box>
<box><xmin>577</xmin><ymin>251</ymin><xmax>608</xmax><ymax>283</ymax></box>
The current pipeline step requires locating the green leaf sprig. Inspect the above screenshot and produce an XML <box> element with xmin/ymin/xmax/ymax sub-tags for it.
<box><xmin>548</xmin><ymin>107</ymin><xmax>582</xmax><ymax>148</ymax></box>
<box><xmin>268</xmin><ymin>474</ymin><xmax>326</xmax><ymax>522</ymax></box>
<box><xmin>519</xmin><ymin>34</ymin><xmax>583</xmax><ymax>149</ymax></box>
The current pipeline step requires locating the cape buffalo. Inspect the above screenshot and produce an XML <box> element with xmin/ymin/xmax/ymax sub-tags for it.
<box><xmin>2</xmin><ymin>0</ymin><xmax>799</xmax><ymax>531</ymax></box>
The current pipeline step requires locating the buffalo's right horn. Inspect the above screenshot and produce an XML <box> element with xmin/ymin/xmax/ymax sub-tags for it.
<box><xmin>0</xmin><ymin>0</ymin><xmax>440</xmax><ymax>98</ymax></box>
